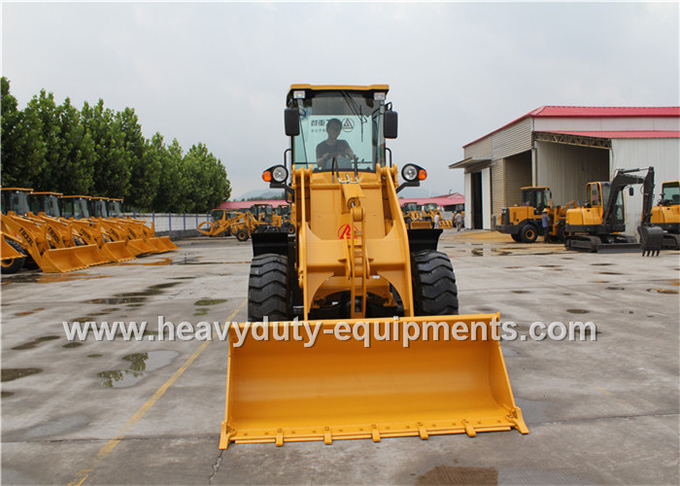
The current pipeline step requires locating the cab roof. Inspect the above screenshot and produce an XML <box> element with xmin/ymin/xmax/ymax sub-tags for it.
<box><xmin>31</xmin><ymin>191</ymin><xmax>62</xmax><ymax>196</ymax></box>
<box><xmin>1</xmin><ymin>187</ymin><xmax>33</xmax><ymax>192</ymax></box>
<box><xmin>60</xmin><ymin>195</ymin><xmax>91</xmax><ymax>199</ymax></box>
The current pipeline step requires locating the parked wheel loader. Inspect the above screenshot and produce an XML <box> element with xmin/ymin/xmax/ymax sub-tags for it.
<box><xmin>401</xmin><ymin>201</ymin><xmax>428</xmax><ymax>229</ymax></box>
<box><xmin>29</xmin><ymin>192</ymin><xmax>132</xmax><ymax>264</ymax></box>
<box><xmin>198</xmin><ymin>209</ymin><xmax>240</xmax><ymax>237</ymax></box>
<box><xmin>564</xmin><ymin>167</ymin><xmax>664</xmax><ymax>255</ymax></box>
<box><xmin>1</xmin><ymin>188</ymin><xmax>95</xmax><ymax>273</ymax></box>
<box><xmin>220</xmin><ymin>84</ymin><xmax>527</xmax><ymax>449</ymax></box>
<box><xmin>59</xmin><ymin>195</ymin><xmax>138</xmax><ymax>261</ymax></box>
<box><xmin>104</xmin><ymin>198</ymin><xmax>178</xmax><ymax>252</ymax></box>
<box><xmin>650</xmin><ymin>180</ymin><xmax>680</xmax><ymax>250</ymax></box>
<box><xmin>422</xmin><ymin>203</ymin><xmax>453</xmax><ymax>229</ymax></box>
<box><xmin>498</xmin><ymin>187</ymin><xmax>577</xmax><ymax>243</ymax></box>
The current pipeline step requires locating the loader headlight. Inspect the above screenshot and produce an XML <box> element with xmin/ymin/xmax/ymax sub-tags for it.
<box><xmin>402</xmin><ymin>164</ymin><xmax>418</xmax><ymax>181</ymax></box>
<box><xmin>271</xmin><ymin>165</ymin><xmax>288</xmax><ymax>183</ymax></box>
<box><xmin>402</xmin><ymin>164</ymin><xmax>427</xmax><ymax>182</ymax></box>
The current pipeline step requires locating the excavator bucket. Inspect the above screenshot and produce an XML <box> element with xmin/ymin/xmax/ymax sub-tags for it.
<box><xmin>638</xmin><ymin>224</ymin><xmax>664</xmax><ymax>257</ymax></box>
<box><xmin>39</xmin><ymin>247</ymin><xmax>90</xmax><ymax>273</ymax></box>
<box><xmin>100</xmin><ymin>241</ymin><xmax>136</xmax><ymax>262</ymax></box>
<box><xmin>220</xmin><ymin>314</ymin><xmax>528</xmax><ymax>449</ymax></box>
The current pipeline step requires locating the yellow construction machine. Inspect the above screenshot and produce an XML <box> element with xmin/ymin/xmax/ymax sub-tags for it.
<box><xmin>220</xmin><ymin>84</ymin><xmax>527</xmax><ymax>449</ymax></box>
<box><xmin>29</xmin><ymin>192</ymin><xmax>132</xmax><ymax>264</ymax></box>
<box><xmin>498</xmin><ymin>187</ymin><xmax>577</xmax><ymax>243</ymax></box>
<box><xmin>422</xmin><ymin>203</ymin><xmax>453</xmax><ymax>229</ymax></box>
<box><xmin>564</xmin><ymin>167</ymin><xmax>664</xmax><ymax>255</ymax></box>
<box><xmin>60</xmin><ymin>195</ymin><xmax>144</xmax><ymax>259</ymax></box>
<box><xmin>401</xmin><ymin>201</ymin><xmax>429</xmax><ymax>229</ymax></box>
<box><xmin>197</xmin><ymin>209</ymin><xmax>242</xmax><ymax>237</ymax></box>
<box><xmin>104</xmin><ymin>198</ymin><xmax>178</xmax><ymax>252</ymax></box>
<box><xmin>650</xmin><ymin>180</ymin><xmax>680</xmax><ymax>250</ymax></box>
<box><xmin>1</xmin><ymin>188</ymin><xmax>97</xmax><ymax>273</ymax></box>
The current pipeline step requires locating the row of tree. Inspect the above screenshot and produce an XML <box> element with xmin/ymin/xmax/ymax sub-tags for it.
<box><xmin>1</xmin><ymin>77</ymin><xmax>231</xmax><ymax>213</ymax></box>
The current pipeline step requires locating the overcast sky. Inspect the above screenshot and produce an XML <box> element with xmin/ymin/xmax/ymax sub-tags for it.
<box><xmin>3</xmin><ymin>2</ymin><xmax>678</xmax><ymax>199</ymax></box>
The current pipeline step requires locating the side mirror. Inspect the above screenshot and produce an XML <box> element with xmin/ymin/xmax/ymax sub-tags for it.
<box><xmin>629</xmin><ymin>187</ymin><xmax>634</xmax><ymax>196</ymax></box>
<box><xmin>384</xmin><ymin>110</ymin><xmax>398</xmax><ymax>139</ymax></box>
<box><xmin>284</xmin><ymin>108</ymin><xmax>300</xmax><ymax>137</ymax></box>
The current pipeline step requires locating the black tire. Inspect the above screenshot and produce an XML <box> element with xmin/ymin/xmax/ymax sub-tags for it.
<box><xmin>1</xmin><ymin>240</ymin><xmax>26</xmax><ymax>275</ymax></box>
<box><xmin>510</xmin><ymin>233</ymin><xmax>522</xmax><ymax>243</ymax></box>
<box><xmin>519</xmin><ymin>224</ymin><xmax>538</xmax><ymax>243</ymax></box>
<box><xmin>236</xmin><ymin>228</ymin><xmax>249</xmax><ymax>242</ymax></box>
<box><xmin>248</xmin><ymin>254</ymin><xmax>289</xmax><ymax>321</ymax></box>
<box><xmin>556</xmin><ymin>225</ymin><xmax>566</xmax><ymax>243</ymax></box>
<box><xmin>411</xmin><ymin>250</ymin><xmax>459</xmax><ymax>315</ymax></box>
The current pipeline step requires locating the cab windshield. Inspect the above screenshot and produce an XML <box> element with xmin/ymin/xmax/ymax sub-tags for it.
<box><xmin>3</xmin><ymin>191</ymin><xmax>30</xmax><ymax>215</ymax></box>
<box><xmin>211</xmin><ymin>210</ymin><xmax>225</xmax><ymax>221</ymax></box>
<box><xmin>62</xmin><ymin>200</ymin><xmax>90</xmax><ymax>219</ymax></box>
<box><xmin>661</xmin><ymin>182</ymin><xmax>680</xmax><ymax>205</ymax></box>
<box><xmin>108</xmin><ymin>201</ymin><xmax>123</xmax><ymax>218</ymax></box>
<box><xmin>290</xmin><ymin>90</ymin><xmax>386</xmax><ymax>172</ymax></box>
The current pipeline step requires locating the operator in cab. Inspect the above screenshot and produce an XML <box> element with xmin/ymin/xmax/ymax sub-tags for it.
<box><xmin>316</xmin><ymin>118</ymin><xmax>355</xmax><ymax>170</ymax></box>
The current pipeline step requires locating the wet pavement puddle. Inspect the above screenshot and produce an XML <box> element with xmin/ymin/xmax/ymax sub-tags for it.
<box><xmin>98</xmin><ymin>350</ymin><xmax>179</xmax><ymax>388</ymax></box>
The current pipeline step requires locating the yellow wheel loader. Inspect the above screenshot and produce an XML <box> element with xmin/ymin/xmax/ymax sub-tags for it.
<box><xmin>564</xmin><ymin>167</ymin><xmax>664</xmax><ymax>256</ymax></box>
<box><xmin>422</xmin><ymin>203</ymin><xmax>453</xmax><ymax>229</ymax></box>
<box><xmin>0</xmin><ymin>188</ymin><xmax>93</xmax><ymax>273</ymax></box>
<box><xmin>198</xmin><ymin>209</ymin><xmax>239</xmax><ymax>237</ymax></box>
<box><xmin>650</xmin><ymin>180</ymin><xmax>680</xmax><ymax>250</ymax></box>
<box><xmin>498</xmin><ymin>187</ymin><xmax>577</xmax><ymax>243</ymax></box>
<box><xmin>220</xmin><ymin>84</ymin><xmax>527</xmax><ymax>449</ymax></box>
<box><xmin>401</xmin><ymin>201</ymin><xmax>428</xmax><ymax>229</ymax></box>
<box><xmin>59</xmin><ymin>195</ymin><xmax>136</xmax><ymax>261</ymax></box>
<box><xmin>104</xmin><ymin>198</ymin><xmax>178</xmax><ymax>252</ymax></box>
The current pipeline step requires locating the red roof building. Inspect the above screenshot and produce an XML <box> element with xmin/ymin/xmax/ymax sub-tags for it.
<box><xmin>450</xmin><ymin>106</ymin><xmax>679</xmax><ymax>233</ymax></box>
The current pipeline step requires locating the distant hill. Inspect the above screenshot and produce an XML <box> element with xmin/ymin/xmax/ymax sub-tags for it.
<box><xmin>233</xmin><ymin>188</ymin><xmax>285</xmax><ymax>201</ymax></box>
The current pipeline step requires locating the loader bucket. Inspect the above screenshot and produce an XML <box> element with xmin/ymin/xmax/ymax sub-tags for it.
<box><xmin>126</xmin><ymin>238</ymin><xmax>158</xmax><ymax>256</ymax></box>
<box><xmin>39</xmin><ymin>247</ymin><xmax>90</xmax><ymax>273</ymax></box>
<box><xmin>152</xmin><ymin>236</ymin><xmax>179</xmax><ymax>251</ymax></box>
<box><xmin>1</xmin><ymin>236</ymin><xmax>25</xmax><ymax>260</ymax></box>
<box><xmin>70</xmin><ymin>244</ymin><xmax>108</xmax><ymax>267</ymax></box>
<box><xmin>100</xmin><ymin>241</ymin><xmax>136</xmax><ymax>263</ymax></box>
<box><xmin>220</xmin><ymin>314</ymin><xmax>528</xmax><ymax>449</ymax></box>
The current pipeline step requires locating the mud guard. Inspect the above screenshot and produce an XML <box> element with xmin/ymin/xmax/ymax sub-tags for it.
<box><xmin>407</xmin><ymin>228</ymin><xmax>443</xmax><ymax>253</ymax></box>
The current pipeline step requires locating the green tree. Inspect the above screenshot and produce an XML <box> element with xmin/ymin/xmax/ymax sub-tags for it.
<box><xmin>82</xmin><ymin>99</ymin><xmax>130</xmax><ymax>198</ymax></box>
<box><xmin>32</xmin><ymin>93</ymin><xmax>95</xmax><ymax>194</ymax></box>
<box><xmin>116</xmin><ymin>107</ymin><xmax>147</xmax><ymax>206</ymax></box>
<box><xmin>154</xmin><ymin>138</ymin><xmax>185</xmax><ymax>212</ymax></box>
<box><xmin>130</xmin><ymin>132</ymin><xmax>163</xmax><ymax>211</ymax></box>
<box><xmin>182</xmin><ymin>143</ymin><xmax>231</xmax><ymax>212</ymax></box>
<box><xmin>1</xmin><ymin>77</ymin><xmax>48</xmax><ymax>188</ymax></box>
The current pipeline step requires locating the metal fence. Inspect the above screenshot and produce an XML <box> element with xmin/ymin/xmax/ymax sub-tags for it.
<box><xmin>125</xmin><ymin>212</ymin><xmax>211</xmax><ymax>238</ymax></box>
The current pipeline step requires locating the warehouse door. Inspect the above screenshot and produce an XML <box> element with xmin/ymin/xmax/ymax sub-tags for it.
<box><xmin>471</xmin><ymin>171</ymin><xmax>483</xmax><ymax>229</ymax></box>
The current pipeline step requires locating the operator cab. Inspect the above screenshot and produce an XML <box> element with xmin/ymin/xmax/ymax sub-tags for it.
<box><xmin>521</xmin><ymin>187</ymin><xmax>550</xmax><ymax>214</ymax></box>
<box><xmin>660</xmin><ymin>181</ymin><xmax>680</xmax><ymax>206</ymax></box>
<box><xmin>60</xmin><ymin>196</ymin><xmax>91</xmax><ymax>220</ymax></box>
<box><xmin>285</xmin><ymin>85</ymin><xmax>396</xmax><ymax>173</ymax></box>
<box><xmin>28</xmin><ymin>192</ymin><xmax>62</xmax><ymax>217</ymax></box>
<box><xmin>587</xmin><ymin>181</ymin><xmax>625</xmax><ymax>228</ymax></box>
<box><xmin>1</xmin><ymin>188</ymin><xmax>32</xmax><ymax>215</ymax></box>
